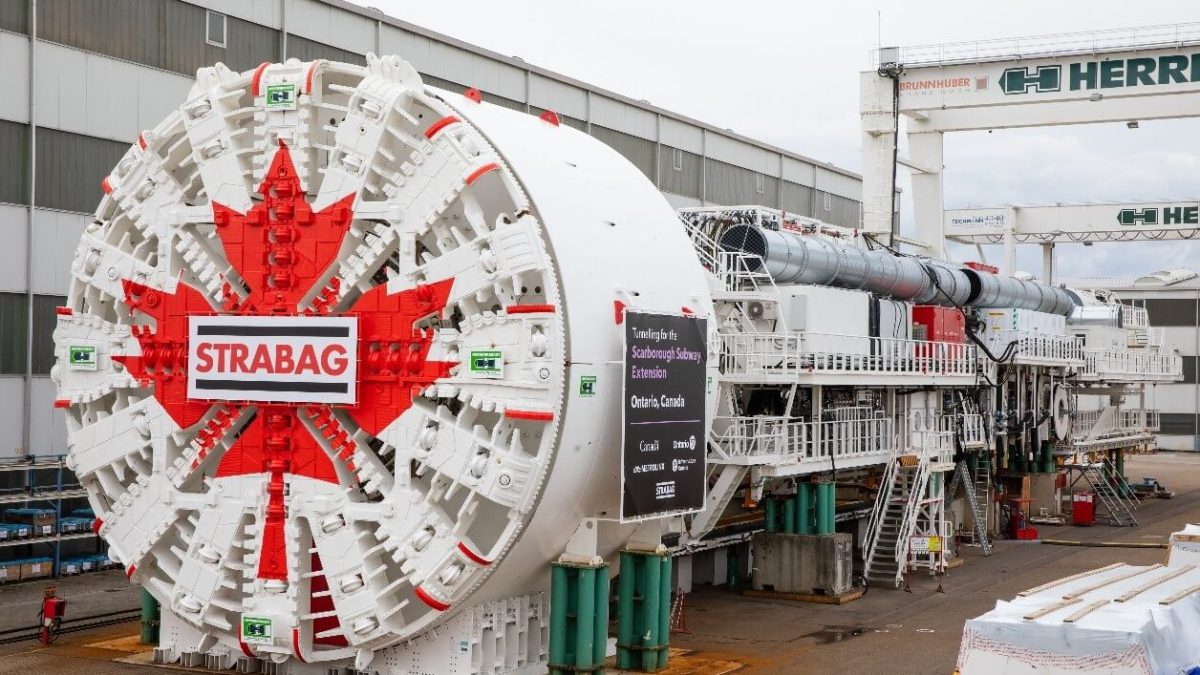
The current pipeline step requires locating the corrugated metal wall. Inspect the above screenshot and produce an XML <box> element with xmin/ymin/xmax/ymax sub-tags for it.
<box><xmin>704</xmin><ymin>158</ymin><xmax>777</xmax><ymax>208</ymax></box>
<box><xmin>35</xmin><ymin>127</ymin><xmax>127</xmax><ymax>214</ymax></box>
<box><xmin>0</xmin><ymin>292</ymin><xmax>27</xmax><ymax>374</ymax></box>
<box><xmin>287</xmin><ymin>32</ymin><xmax>363</xmax><ymax>65</ymax></box>
<box><xmin>658</xmin><ymin>146</ymin><xmax>702</xmax><ymax>200</ymax></box>
<box><xmin>31</xmin><ymin>294</ymin><xmax>62</xmax><ymax>374</ymax></box>
<box><xmin>781</xmin><ymin>181</ymin><xmax>813</xmax><ymax>216</ymax></box>
<box><xmin>1160</xmin><ymin>413</ymin><xmax>1198</xmax><ymax>435</ymax></box>
<box><xmin>1144</xmin><ymin>298</ymin><xmax>1199</xmax><ymax>326</ymax></box>
<box><xmin>0</xmin><ymin>0</ymin><xmax>26</xmax><ymax>33</ymax></box>
<box><xmin>37</xmin><ymin>0</ymin><xmax>277</xmax><ymax>76</ymax></box>
<box><xmin>590</xmin><ymin>125</ymin><xmax>654</xmax><ymax>179</ymax></box>
<box><xmin>0</xmin><ymin>120</ymin><xmax>28</xmax><ymax>205</ymax></box>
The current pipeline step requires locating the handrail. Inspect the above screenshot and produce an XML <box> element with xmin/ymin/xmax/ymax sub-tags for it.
<box><xmin>718</xmin><ymin>332</ymin><xmax>976</xmax><ymax>379</ymax></box>
<box><xmin>1080</xmin><ymin>349</ymin><xmax>1183</xmax><ymax>380</ymax></box>
<box><xmin>983</xmin><ymin>330</ymin><xmax>1083</xmax><ymax>362</ymax></box>
<box><xmin>871</xmin><ymin>23</ymin><xmax>1200</xmax><ymax>67</ymax></box>
<box><xmin>710</xmin><ymin>415</ymin><xmax>893</xmax><ymax>466</ymax></box>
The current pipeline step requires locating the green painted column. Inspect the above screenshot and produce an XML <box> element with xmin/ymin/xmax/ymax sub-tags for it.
<box><xmin>550</xmin><ymin>561</ymin><xmax>609</xmax><ymax>674</ymax></box>
<box><xmin>816</xmin><ymin>482</ymin><xmax>836</xmax><ymax>535</ymax></box>
<box><xmin>1116</xmin><ymin>448</ymin><xmax>1126</xmax><ymax>493</ymax></box>
<box><xmin>616</xmin><ymin>551</ymin><xmax>672</xmax><ymax>672</ymax></box>
<box><xmin>782</xmin><ymin>495</ymin><xmax>796</xmax><ymax>534</ymax></box>
<box><xmin>796</xmin><ymin>483</ymin><xmax>814</xmax><ymax>535</ymax></box>
<box><xmin>616</xmin><ymin>554</ymin><xmax>636</xmax><ymax>670</ymax></box>
<box><xmin>140</xmin><ymin>588</ymin><xmax>159</xmax><ymax>644</ymax></box>
<box><xmin>764</xmin><ymin>497</ymin><xmax>779</xmax><ymax>533</ymax></box>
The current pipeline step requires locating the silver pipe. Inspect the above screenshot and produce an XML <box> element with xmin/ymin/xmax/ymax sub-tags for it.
<box><xmin>719</xmin><ymin>224</ymin><xmax>1078</xmax><ymax>316</ymax></box>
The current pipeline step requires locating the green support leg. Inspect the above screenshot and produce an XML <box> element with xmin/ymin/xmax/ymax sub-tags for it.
<box><xmin>816</xmin><ymin>482</ymin><xmax>835</xmax><ymax>535</ymax></box>
<box><xmin>551</xmin><ymin>561</ymin><xmax>610</xmax><ymax>674</ymax></box>
<box><xmin>593</xmin><ymin>564</ymin><xmax>610</xmax><ymax>670</ymax></box>
<box><xmin>1116</xmin><ymin>448</ymin><xmax>1127</xmax><ymax>495</ymax></box>
<box><xmin>656</xmin><ymin>555</ymin><xmax>672</xmax><ymax>670</ymax></box>
<box><xmin>616</xmin><ymin>553</ymin><xmax>636</xmax><ymax>670</ymax></box>
<box><xmin>782</xmin><ymin>495</ymin><xmax>796</xmax><ymax>534</ymax></box>
<box><xmin>765</xmin><ymin>497</ymin><xmax>779</xmax><ymax>533</ymax></box>
<box><xmin>796</xmin><ymin>483</ymin><xmax>813</xmax><ymax>535</ymax></box>
<box><xmin>640</xmin><ymin>555</ymin><xmax>661</xmax><ymax>671</ymax></box>
<box><xmin>616</xmin><ymin>551</ymin><xmax>672</xmax><ymax>672</ymax></box>
<box><xmin>140</xmin><ymin>588</ymin><xmax>159</xmax><ymax>644</ymax></box>
<box><xmin>549</xmin><ymin>565</ymin><xmax>569</xmax><ymax>672</ymax></box>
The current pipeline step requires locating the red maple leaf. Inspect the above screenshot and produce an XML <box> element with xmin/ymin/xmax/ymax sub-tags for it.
<box><xmin>115</xmin><ymin>141</ymin><xmax>454</xmax><ymax>585</ymax></box>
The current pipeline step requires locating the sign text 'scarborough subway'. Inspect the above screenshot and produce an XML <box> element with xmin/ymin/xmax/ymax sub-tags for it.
<box><xmin>187</xmin><ymin>315</ymin><xmax>358</xmax><ymax>405</ymax></box>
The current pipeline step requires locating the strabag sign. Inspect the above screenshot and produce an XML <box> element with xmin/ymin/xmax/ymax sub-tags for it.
<box><xmin>187</xmin><ymin>316</ymin><xmax>358</xmax><ymax>405</ymax></box>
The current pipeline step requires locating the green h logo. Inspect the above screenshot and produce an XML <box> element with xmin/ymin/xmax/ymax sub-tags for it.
<box><xmin>1117</xmin><ymin>208</ymin><xmax>1159</xmax><ymax>226</ymax></box>
<box><xmin>265</xmin><ymin>83</ymin><xmax>297</xmax><ymax>110</ymax></box>
<box><xmin>579</xmin><ymin>375</ymin><xmax>596</xmax><ymax>397</ymax></box>
<box><xmin>999</xmin><ymin>65</ymin><xmax>1061</xmax><ymax>94</ymax></box>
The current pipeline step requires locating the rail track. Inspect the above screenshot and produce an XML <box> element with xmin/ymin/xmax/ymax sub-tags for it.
<box><xmin>0</xmin><ymin>608</ymin><xmax>141</xmax><ymax>646</ymax></box>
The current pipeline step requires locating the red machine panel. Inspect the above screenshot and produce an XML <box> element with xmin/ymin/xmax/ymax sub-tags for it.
<box><xmin>912</xmin><ymin>305</ymin><xmax>966</xmax><ymax>343</ymax></box>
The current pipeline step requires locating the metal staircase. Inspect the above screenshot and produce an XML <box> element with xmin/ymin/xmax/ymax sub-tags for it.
<box><xmin>948</xmin><ymin>456</ymin><xmax>992</xmax><ymax>556</ymax></box>
<box><xmin>1075</xmin><ymin>462</ymin><xmax>1140</xmax><ymax>526</ymax></box>
<box><xmin>863</xmin><ymin>453</ymin><xmax>931</xmax><ymax>587</ymax></box>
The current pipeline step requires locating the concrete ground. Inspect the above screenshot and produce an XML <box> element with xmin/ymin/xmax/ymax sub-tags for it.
<box><xmin>0</xmin><ymin>452</ymin><xmax>1196</xmax><ymax>675</ymax></box>
<box><xmin>671</xmin><ymin>452</ymin><xmax>1200</xmax><ymax>674</ymax></box>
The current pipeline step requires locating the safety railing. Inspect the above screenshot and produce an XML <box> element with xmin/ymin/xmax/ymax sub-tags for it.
<box><xmin>1074</xmin><ymin>408</ymin><xmax>1160</xmax><ymax>441</ymax></box>
<box><xmin>1121</xmin><ymin>305</ymin><xmax>1150</xmax><ymax>329</ymax></box>
<box><xmin>1079</xmin><ymin>349</ymin><xmax>1183</xmax><ymax>381</ymax></box>
<box><xmin>871</xmin><ymin>22</ymin><xmax>1200</xmax><ymax>66</ymax></box>
<box><xmin>936</xmin><ymin>413</ymin><xmax>988</xmax><ymax>449</ymax></box>
<box><xmin>710</xmin><ymin>415</ymin><xmax>893</xmax><ymax>468</ymax></box>
<box><xmin>799</xmin><ymin>333</ymin><xmax>976</xmax><ymax>377</ymax></box>
<box><xmin>983</xmin><ymin>330</ymin><xmax>1083</xmax><ymax>363</ymax></box>
<box><xmin>710</xmin><ymin>415</ymin><xmax>807</xmax><ymax>464</ymax></box>
<box><xmin>718</xmin><ymin>332</ymin><xmax>977</xmax><ymax>380</ymax></box>
<box><xmin>715</xmin><ymin>251</ymin><xmax>775</xmax><ymax>295</ymax></box>
<box><xmin>718</xmin><ymin>333</ymin><xmax>804</xmax><ymax>381</ymax></box>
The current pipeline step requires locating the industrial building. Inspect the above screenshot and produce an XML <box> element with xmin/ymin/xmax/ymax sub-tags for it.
<box><xmin>5</xmin><ymin>6</ymin><xmax>1200</xmax><ymax>675</ymax></box>
<box><xmin>1063</xmin><ymin>269</ymin><xmax>1200</xmax><ymax>452</ymax></box>
<box><xmin>0</xmin><ymin>0</ymin><xmax>864</xmax><ymax>463</ymax></box>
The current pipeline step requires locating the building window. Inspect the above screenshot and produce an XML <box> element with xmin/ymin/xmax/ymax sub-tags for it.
<box><xmin>206</xmin><ymin>11</ymin><xmax>227</xmax><ymax>48</ymax></box>
<box><xmin>672</xmin><ymin>148</ymin><xmax>684</xmax><ymax>172</ymax></box>
<box><xmin>755</xmin><ymin>173</ymin><xmax>765</xmax><ymax>194</ymax></box>
<box><xmin>0</xmin><ymin>293</ymin><xmax>28</xmax><ymax>375</ymax></box>
<box><xmin>823</xmin><ymin>192</ymin><xmax>832</xmax><ymax>212</ymax></box>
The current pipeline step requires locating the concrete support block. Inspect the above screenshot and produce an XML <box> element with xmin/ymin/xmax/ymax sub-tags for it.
<box><xmin>751</xmin><ymin>532</ymin><xmax>853</xmax><ymax>596</ymax></box>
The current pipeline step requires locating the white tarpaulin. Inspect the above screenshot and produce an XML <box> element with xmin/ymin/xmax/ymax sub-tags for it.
<box><xmin>956</xmin><ymin>525</ymin><xmax>1200</xmax><ymax>675</ymax></box>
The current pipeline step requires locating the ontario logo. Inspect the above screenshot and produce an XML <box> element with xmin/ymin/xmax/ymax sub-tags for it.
<box><xmin>1001</xmin><ymin>53</ymin><xmax>1200</xmax><ymax>95</ymax></box>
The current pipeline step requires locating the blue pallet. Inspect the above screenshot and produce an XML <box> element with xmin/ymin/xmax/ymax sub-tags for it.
<box><xmin>58</xmin><ymin>517</ymin><xmax>93</xmax><ymax>534</ymax></box>
<box><xmin>0</xmin><ymin>523</ymin><xmax>31</xmax><ymax>540</ymax></box>
<box><xmin>71</xmin><ymin>508</ymin><xmax>95</xmax><ymax>519</ymax></box>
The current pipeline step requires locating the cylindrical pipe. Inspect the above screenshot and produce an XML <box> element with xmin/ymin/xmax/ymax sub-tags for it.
<box><xmin>782</xmin><ymin>495</ymin><xmax>796</xmax><ymax>534</ymax></box>
<box><xmin>796</xmin><ymin>484</ymin><xmax>813</xmax><ymax>535</ymax></box>
<box><xmin>816</xmin><ymin>483</ymin><xmax>835</xmax><ymax>535</ymax></box>
<box><xmin>764</xmin><ymin>497</ymin><xmax>779</xmax><ymax>533</ymax></box>
<box><xmin>719</xmin><ymin>225</ymin><xmax>1079</xmax><ymax>316</ymax></box>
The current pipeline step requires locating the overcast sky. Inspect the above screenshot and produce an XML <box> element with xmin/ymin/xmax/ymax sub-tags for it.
<box><xmin>354</xmin><ymin>0</ymin><xmax>1200</xmax><ymax>279</ymax></box>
